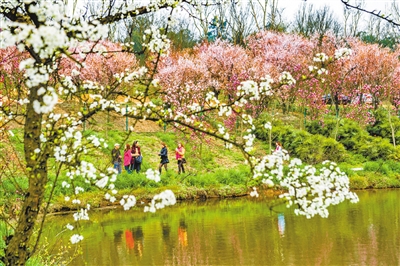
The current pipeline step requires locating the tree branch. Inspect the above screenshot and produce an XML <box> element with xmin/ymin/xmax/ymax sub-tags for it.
<box><xmin>341</xmin><ymin>0</ymin><xmax>400</xmax><ymax>27</ymax></box>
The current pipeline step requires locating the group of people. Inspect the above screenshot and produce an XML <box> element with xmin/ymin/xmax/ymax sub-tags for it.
<box><xmin>111</xmin><ymin>140</ymin><xmax>142</xmax><ymax>174</ymax></box>
<box><xmin>158</xmin><ymin>142</ymin><xmax>186</xmax><ymax>174</ymax></box>
<box><xmin>111</xmin><ymin>140</ymin><xmax>186</xmax><ymax>175</ymax></box>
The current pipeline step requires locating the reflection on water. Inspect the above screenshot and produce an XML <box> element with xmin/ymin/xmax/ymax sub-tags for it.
<box><xmin>277</xmin><ymin>213</ymin><xmax>285</xmax><ymax>237</ymax></box>
<box><xmin>178</xmin><ymin>219</ymin><xmax>188</xmax><ymax>247</ymax></box>
<box><xmin>43</xmin><ymin>189</ymin><xmax>400</xmax><ymax>265</ymax></box>
<box><xmin>122</xmin><ymin>227</ymin><xmax>144</xmax><ymax>257</ymax></box>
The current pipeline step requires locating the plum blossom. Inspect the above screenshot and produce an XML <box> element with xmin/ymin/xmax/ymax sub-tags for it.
<box><xmin>73</xmin><ymin>208</ymin><xmax>89</xmax><ymax>221</ymax></box>
<box><xmin>313</xmin><ymin>53</ymin><xmax>329</xmax><ymax>62</ymax></box>
<box><xmin>250</xmin><ymin>187</ymin><xmax>259</xmax><ymax>197</ymax></box>
<box><xmin>145</xmin><ymin>169</ymin><xmax>161</xmax><ymax>182</ymax></box>
<box><xmin>335</xmin><ymin>48</ymin><xmax>352</xmax><ymax>60</ymax></box>
<box><xmin>253</xmin><ymin>151</ymin><xmax>358</xmax><ymax>218</ymax></box>
<box><xmin>66</xmin><ymin>224</ymin><xmax>74</xmax><ymax>230</ymax></box>
<box><xmin>144</xmin><ymin>190</ymin><xmax>176</xmax><ymax>213</ymax></box>
<box><xmin>120</xmin><ymin>195</ymin><xmax>137</xmax><ymax>210</ymax></box>
<box><xmin>279</xmin><ymin>72</ymin><xmax>296</xmax><ymax>85</ymax></box>
<box><xmin>143</xmin><ymin>26</ymin><xmax>170</xmax><ymax>55</ymax></box>
<box><xmin>264</xmin><ymin>122</ymin><xmax>272</xmax><ymax>130</ymax></box>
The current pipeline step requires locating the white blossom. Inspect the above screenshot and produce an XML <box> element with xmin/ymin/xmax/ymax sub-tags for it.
<box><xmin>120</xmin><ymin>195</ymin><xmax>137</xmax><ymax>210</ymax></box>
<box><xmin>73</xmin><ymin>208</ymin><xmax>89</xmax><ymax>221</ymax></box>
<box><xmin>66</xmin><ymin>224</ymin><xmax>74</xmax><ymax>230</ymax></box>
<box><xmin>313</xmin><ymin>53</ymin><xmax>329</xmax><ymax>62</ymax></box>
<box><xmin>250</xmin><ymin>187</ymin><xmax>259</xmax><ymax>197</ymax></box>
<box><xmin>145</xmin><ymin>169</ymin><xmax>161</xmax><ymax>182</ymax></box>
<box><xmin>279</xmin><ymin>72</ymin><xmax>296</xmax><ymax>85</ymax></box>
<box><xmin>144</xmin><ymin>190</ymin><xmax>176</xmax><ymax>213</ymax></box>
<box><xmin>70</xmin><ymin>234</ymin><xmax>84</xmax><ymax>244</ymax></box>
<box><xmin>335</xmin><ymin>48</ymin><xmax>352</xmax><ymax>60</ymax></box>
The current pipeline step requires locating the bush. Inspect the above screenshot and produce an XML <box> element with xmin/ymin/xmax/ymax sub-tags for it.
<box><xmin>366</xmin><ymin>107</ymin><xmax>400</xmax><ymax>144</ymax></box>
<box><xmin>306</xmin><ymin>119</ymin><xmax>336</xmax><ymax>137</ymax></box>
<box><xmin>267</xmin><ymin>125</ymin><xmax>347</xmax><ymax>164</ymax></box>
<box><xmin>349</xmin><ymin>174</ymin><xmax>368</xmax><ymax>189</ymax></box>
<box><xmin>364</xmin><ymin>172</ymin><xmax>394</xmax><ymax>188</ymax></box>
<box><xmin>357</xmin><ymin>137</ymin><xmax>396</xmax><ymax>161</ymax></box>
<box><xmin>363</xmin><ymin>161</ymin><xmax>381</xmax><ymax>172</ymax></box>
<box><xmin>305</xmin><ymin>117</ymin><xmax>373</xmax><ymax>152</ymax></box>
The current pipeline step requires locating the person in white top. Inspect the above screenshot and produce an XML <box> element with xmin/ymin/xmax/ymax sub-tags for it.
<box><xmin>274</xmin><ymin>142</ymin><xmax>284</xmax><ymax>158</ymax></box>
<box><xmin>275</xmin><ymin>142</ymin><xmax>282</xmax><ymax>152</ymax></box>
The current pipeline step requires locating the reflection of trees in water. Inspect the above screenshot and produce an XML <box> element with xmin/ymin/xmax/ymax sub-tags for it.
<box><xmin>161</xmin><ymin>222</ymin><xmax>174</xmax><ymax>265</ymax></box>
<box><xmin>50</xmin><ymin>191</ymin><xmax>400</xmax><ymax>265</ymax></box>
<box><xmin>228</xmin><ymin>229</ymin><xmax>244</xmax><ymax>265</ymax></box>
<box><xmin>162</xmin><ymin>222</ymin><xmax>171</xmax><ymax>241</ymax></box>
<box><xmin>112</xmin><ymin>230</ymin><xmax>123</xmax><ymax>264</ymax></box>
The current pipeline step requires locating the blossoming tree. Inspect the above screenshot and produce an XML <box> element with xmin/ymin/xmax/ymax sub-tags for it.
<box><xmin>0</xmin><ymin>0</ymin><xmax>359</xmax><ymax>265</ymax></box>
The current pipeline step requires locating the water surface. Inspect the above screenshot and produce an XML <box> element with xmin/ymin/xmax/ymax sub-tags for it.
<box><xmin>44</xmin><ymin>189</ymin><xmax>400</xmax><ymax>265</ymax></box>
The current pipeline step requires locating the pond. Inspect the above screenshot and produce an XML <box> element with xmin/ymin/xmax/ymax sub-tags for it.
<box><xmin>43</xmin><ymin>189</ymin><xmax>400</xmax><ymax>265</ymax></box>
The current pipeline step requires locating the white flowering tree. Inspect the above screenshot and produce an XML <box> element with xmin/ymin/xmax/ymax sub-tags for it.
<box><xmin>0</xmin><ymin>0</ymin><xmax>193</xmax><ymax>264</ymax></box>
<box><xmin>0</xmin><ymin>0</ymin><xmax>359</xmax><ymax>265</ymax></box>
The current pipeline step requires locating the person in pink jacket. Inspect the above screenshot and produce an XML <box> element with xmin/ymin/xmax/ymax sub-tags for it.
<box><xmin>124</xmin><ymin>144</ymin><xmax>133</xmax><ymax>174</ymax></box>
<box><xmin>175</xmin><ymin>143</ymin><xmax>186</xmax><ymax>174</ymax></box>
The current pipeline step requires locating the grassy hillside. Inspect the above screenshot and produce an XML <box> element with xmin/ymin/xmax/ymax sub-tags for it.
<box><xmin>4</xmin><ymin>108</ymin><xmax>400</xmax><ymax>214</ymax></box>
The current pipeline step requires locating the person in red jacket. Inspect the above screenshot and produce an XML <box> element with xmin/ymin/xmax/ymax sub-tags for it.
<box><xmin>175</xmin><ymin>143</ymin><xmax>186</xmax><ymax>174</ymax></box>
<box><xmin>131</xmin><ymin>140</ymin><xmax>142</xmax><ymax>173</ymax></box>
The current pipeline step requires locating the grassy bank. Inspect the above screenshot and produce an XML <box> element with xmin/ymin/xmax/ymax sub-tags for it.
<box><xmin>3</xmin><ymin>123</ymin><xmax>400</xmax><ymax>214</ymax></box>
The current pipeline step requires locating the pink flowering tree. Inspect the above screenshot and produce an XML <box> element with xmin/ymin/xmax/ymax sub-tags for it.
<box><xmin>348</xmin><ymin>40</ymin><xmax>398</xmax><ymax>108</ymax></box>
<box><xmin>58</xmin><ymin>40</ymin><xmax>138</xmax><ymax>93</ymax></box>
<box><xmin>246</xmin><ymin>31</ymin><xmax>315</xmax><ymax>114</ymax></box>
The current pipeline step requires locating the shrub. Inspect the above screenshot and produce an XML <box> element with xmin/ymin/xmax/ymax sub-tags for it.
<box><xmin>305</xmin><ymin>116</ymin><xmax>378</xmax><ymax>154</ymax></box>
<box><xmin>306</xmin><ymin>118</ymin><xmax>336</xmax><ymax>137</ymax></box>
<box><xmin>366</xmin><ymin>107</ymin><xmax>400</xmax><ymax>144</ymax></box>
<box><xmin>365</xmin><ymin>172</ymin><xmax>393</xmax><ymax>188</ymax></box>
<box><xmin>349</xmin><ymin>174</ymin><xmax>368</xmax><ymax>189</ymax></box>
<box><xmin>357</xmin><ymin>137</ymin><xmax>396</xmax><ymax>161</ymax></box>
<box><xmin>363</xmin><ymin>161</ymin><xmax>381</xmax><ymax>172</ymax></box>
<box><xmin>265</xmin><ymin>125</ymin><xmax>348</xmax><ymax>164</ymax></box>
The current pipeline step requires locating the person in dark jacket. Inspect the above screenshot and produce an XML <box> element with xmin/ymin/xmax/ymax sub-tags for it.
<box><xmin>158</xmin><ymin>142</ymin><xmax>169</xmax><ymax>174</ymax></box>
<box><xmin>131</xmin><ymin>140</ymin><xmax>142</xmax><ymax>173</ymax></box>
<box><xmin>111</xmin><ymin>143</ymin><xmax>122</xmax><ymax>174</ymax></box>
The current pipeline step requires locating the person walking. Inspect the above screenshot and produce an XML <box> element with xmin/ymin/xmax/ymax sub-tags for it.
<box><xmin>175</xmin><ymin>143</ymin><xmax>186</xmax><ymax>174</ymax></box>
<box><xmin>158</xmin><ymin>142</ymin><xmax>169</xmax><ymax>174</ymax></box>
<box><xmin>124</xmin><ymin>144</ymin><xmax>132</xmax><ymax>174</ymax></box>
<box><xmin>131</xmin><ymin>140</ymin><xmax>142</xmax><ymax>173</ymax></box>
<box><xmin>111</xmin><ymin>143</ymin><xmax>122</xmax><ymax>174</ymax></box>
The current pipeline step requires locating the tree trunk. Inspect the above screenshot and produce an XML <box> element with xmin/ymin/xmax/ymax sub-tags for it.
<box><xmin>388</xmin><ymin>108</ymin><xmax>396</xmax><ymax>147</ymax></box>
<box><xmin>4</xmin><ymin>89</ymin><xmax>47</xmax><ymax>265</ymax></box>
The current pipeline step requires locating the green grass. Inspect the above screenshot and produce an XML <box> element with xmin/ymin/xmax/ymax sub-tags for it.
<box><xmin>4</xmin><ymin>126</ymin><xmax>400</xmax><ymax>215</ymax></box>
